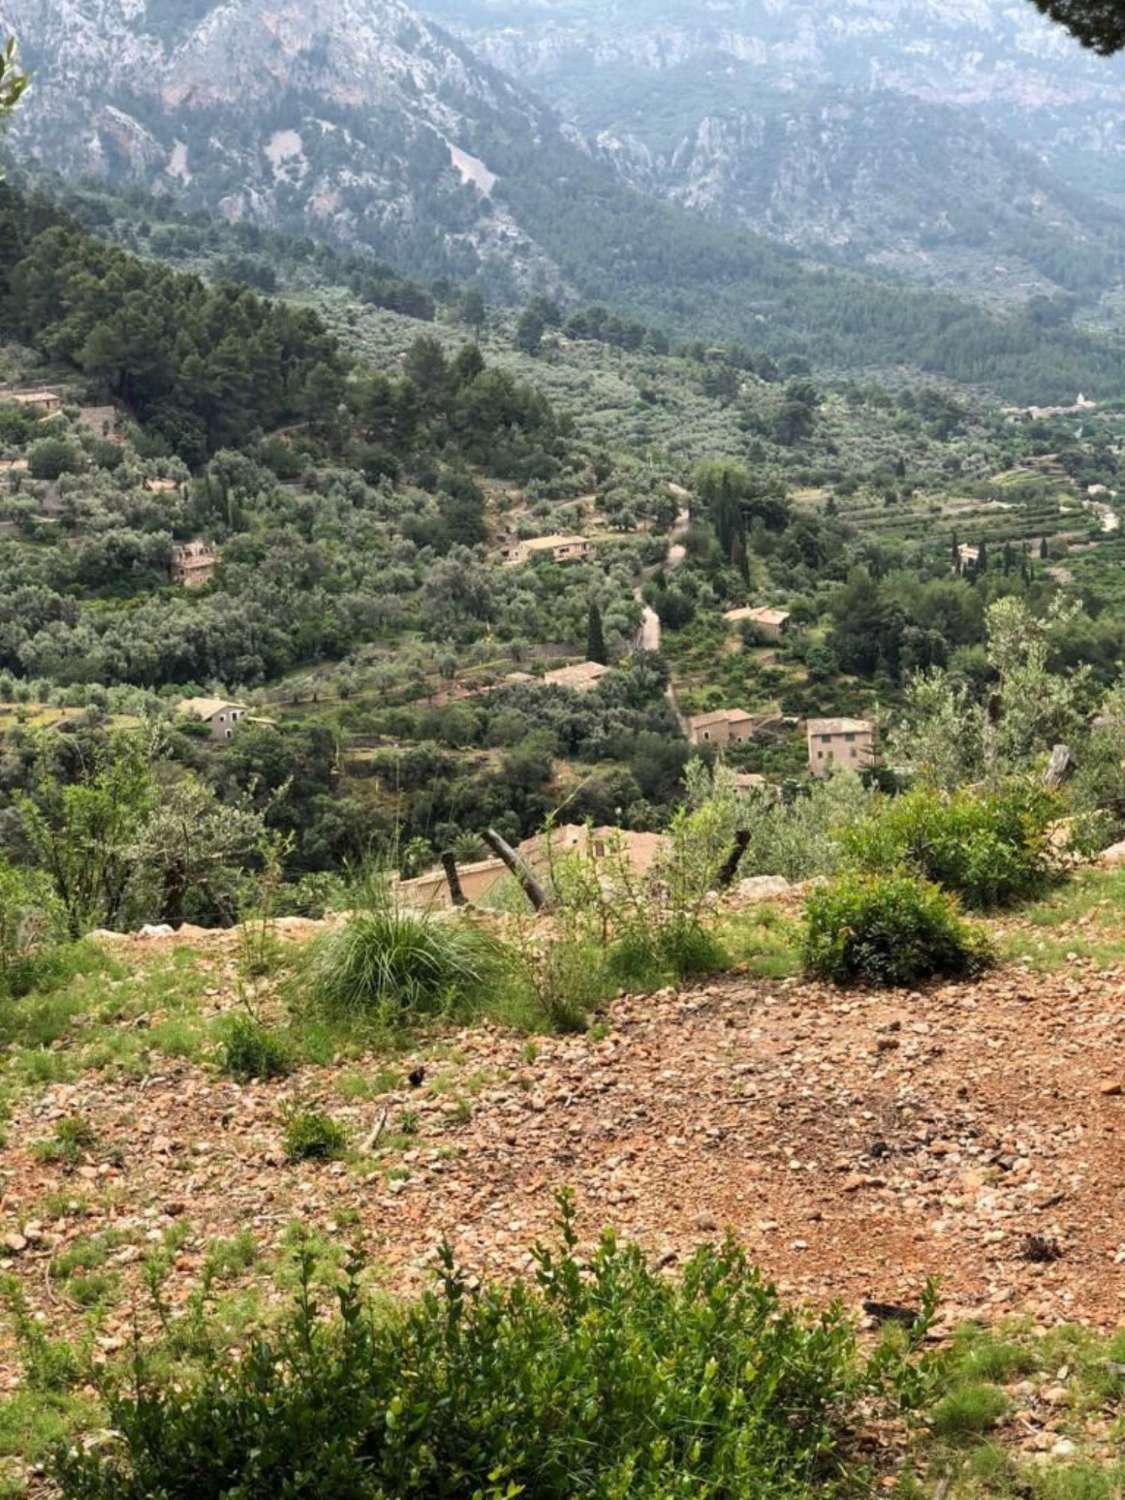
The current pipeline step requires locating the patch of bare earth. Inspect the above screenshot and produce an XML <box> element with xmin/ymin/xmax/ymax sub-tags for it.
<box><xmin>2</xmin><ymin>945</ymin><xmax>1125</xmax><ymax>1391</ymax></box>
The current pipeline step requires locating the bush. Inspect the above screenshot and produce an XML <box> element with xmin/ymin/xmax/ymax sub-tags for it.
<box><xmin>608</xmin><ymin>920</ymin><xmax>730</xmax><ymax>989</ymax></box>
<box><xmin>802</xmin><ymin>872</ymin><xmax>993</xmax><ymax>987</ymax></box>
<box><xmin>218</xmin><ymin>1016</ymin><xmax>292</xmax><ymax>1081</ymax></box>
<box><xmin>306</xmin><ymin>905</ymin><xmax>507</xmax><ymax>1022</ymax></box>
<box><xmin>842</xmin><ymin>783</ymin><xmax>1058</xmax><ymax>909</ymax></box>
<box><xmin>28</xmin><ymin>438</ymin><xmax>83</xmax><ymax>480</ymax></box>
<box><xmin>53</xmin><ymin>1196</ymin><xmax>886</xmax><ymax>1499</ymax></box>
<box><xmin>282</xmin><ymin>1108</ymin><xmax>347</xmax><ymax>1163</ymax></box>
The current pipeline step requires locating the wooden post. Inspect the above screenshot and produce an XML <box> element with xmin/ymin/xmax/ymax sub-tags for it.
<box><xmin>714</xmin><ymin>829</ymin><xmax>750</xmax><ymax>890</ymax></box>
<box><xmin>441</xmin><ymin>850</ymin><xmax>468</xmax><ymax>908</ymax></box>
<box><xmin>483</xmin><ymin>828</ymin><xmax>550</xmax><ymax>912</ymax></box>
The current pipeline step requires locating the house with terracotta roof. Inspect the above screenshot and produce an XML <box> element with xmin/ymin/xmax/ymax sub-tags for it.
<box><xmin>806</xmin><ymin>717</ymin><xmax>876</xmax><ymax>778</ymax></box>
<box><xmin>177</xmin><ymin>697</ymin><xmax>249</xmax><ymax>741</ymax></box>
<box><xmin>686</xmin><ymin>708</ymin><xmax>758</xmax><ymax>747</ymax></box>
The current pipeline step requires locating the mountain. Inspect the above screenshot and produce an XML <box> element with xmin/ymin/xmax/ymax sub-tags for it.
<box><xmin>3</xmin><ymin>0</ymin><xmax>1125</xmax><ymax>402</ymax></box>
<box><xmin>420</xmin><ymin>0</ymin><xmax>1125</xmax><ymax>302</ymax></box>
<box><xmin>0</xmin><ymin>0</ymin><xmax>568</xmax><ymax>295</ymax></box>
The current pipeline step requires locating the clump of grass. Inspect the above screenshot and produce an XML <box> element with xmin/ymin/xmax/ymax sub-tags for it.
<box><xmin>607</xmin><ymin>921</ymin><xmax>729</xmax><ymax>991</ymax></box>
<box><xmin>930</xmin><ymin>1381</ymin><xmax>1009</xmax><ymax>1439</ymax></box>
<box><xmin>282</xmin><ymin>1108</ymin><xmax>347</xmax><ymax>1163</ymax></box>
<box><xmin>218</xmin><ymin>1015</ymin><xmax>292</xmax><ymax>1082</ymax></box>
<box><xmin>33</xmin><ymin>1115</ymin><xmax>96</xmax><ymax>1167</ymax></box>
<box><xmin>305</xmin><ymin>906</ymin><xmax>508</xmax><ymax>1024</ymax></box>
<box><xmin>203</xmin><ymin>1231</ymin><xmax>259</xmax><ymax>1285</ymax></box>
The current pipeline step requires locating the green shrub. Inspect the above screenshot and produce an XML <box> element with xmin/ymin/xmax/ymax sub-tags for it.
<box><xmin>28</xmin><ymin>437</ymin><xmax>83</xmax><ymax>480</ymax></box>
<box><xmin>802</xmin><ymin>872</ymin><xmax>993</xmax><ymax>987</ymax></box>
<box><xmin>282</xmin><ymin>1108</ymin><xmax>347</xmax><ymax>1163</ymax></box>
<box><xmin>842</xmin><ymin>783</ymin><xmax>1057</xmax><ymax>909</ymax></box>
<box><xmin>218</xmin><ymin>1015</ymin><xmax>292</xmax><ymax>1081</ymax></box>
<box><xmin>608</xmin><ymin>920</ymin><xmax>730</xmax><ymax>989</ymax></box>
<box><xmin>306</xmin><ymin>905</ymin><xmax>507</xmax><ymax>1022</ymax></box>
<box><xmin>53</xmin><ymin>1197</ymin><xmax>886</xmax><ymax>1500</ymax></box>
<box><xmin>929</xmin><ymin>1380</ymin><xmax>1008</xmax><ymax>1439</ymax></box>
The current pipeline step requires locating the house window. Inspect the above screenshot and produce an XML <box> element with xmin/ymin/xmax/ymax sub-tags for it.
<box><xmin>845</xmin><ymin>733</ymin><xmax>855</xmax><ymax>743</ymax></box>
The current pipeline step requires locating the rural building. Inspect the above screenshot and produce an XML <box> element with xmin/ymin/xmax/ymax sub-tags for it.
<box><xmin>177</xmin><ymin>697</ymin><xmax>249</xmax><ymax>741</ymax></box>
<box><xmin>394</xmin><ymin>824</ymin><xmax>670</xmax><ymax>912</ymax></box>
<box><xmin>2</xmin><ymin>388</ymin><xmax>63</xmax><ymax>415</ymax></box>
<box><xmin>170</xmin><ymin>540</ymin><xmax>218</xmax><ymax>588</ymax></box>
<box><xmin>807</xmin><ymin>717</ymin><xmax>876</xmax><ymax>778</ymax></box>
<box><xmin>525</xmin><ymin>824</ymin><xmax>669</xmax><ymax>877</ymax></box>
<box><xmin>955</xmin><ymin>543</ymin><xmax>980</xmax><ymax>572</ymax></box>
<box><xmin>504</xmin><ymin>534</ymin><xmax>592</xmax><ymax>566</ymax></box>
<box><xmin>686</xmin><ymin>708</ymin><xmax>758</xmax><ymax>746</ymax></box>
<box><xmin>146</xmin><ymin>477</ymin><xmax>180</xmax><ymax>495</ymax></box>
<box><xmin>723</xmin><ymin>605</ymin><xmax>791</xmax><ymax>642</ymax></box>
<box><xmin>542</xmin><ymin>661</ymin><xmax>612</xmax><ymax>693</ymax></box>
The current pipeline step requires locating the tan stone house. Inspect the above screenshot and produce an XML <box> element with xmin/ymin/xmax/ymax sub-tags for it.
<box><xmin>806</xmin><ymin>717</ymin><xmax>876</xmax><ymax>778</ymax></box>
<box><xmin>504</xmin><ymin>534</ymin><xmax>593</xmax><ymax>566</ymax></box>
<box><xmin>686</xmin><ymin>708</ymin><xmax>758</xmax><ymax>747</ymax></box>
<box><xmin>170</xmin><ymin>540</ymin><xmax>218</xmax><ymax>588</ymax></box>
<box><xmin>723</xmin><ymin>605</ymin><xmax>791</xmax><ymax>642</ymax></box>
<box><xmin>177</xmin><ymin>698</ymin><xmax>249</xmax><ymax>741</ymax></box>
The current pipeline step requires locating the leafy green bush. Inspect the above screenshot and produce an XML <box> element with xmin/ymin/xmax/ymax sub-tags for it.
<box><xmin>53</xmin><ymin>1196</ymin><xmax>889</xmax><ymax>1499</ymax></box>
<box><xmin>306</xmin><ymin>905</ymin><xmax>507</xmax><ymax>1022</ymax></box>
<box><xmin>842</xmin><ymin>783</ymin><xmax>1058</xmax><ymax>909</ymax></box>
<box><xmin>803</xmin><ymin>872</ymin><xmax>993</xmax><ymax>987</ymax></box>
<box><xmin>608</xmin><ymin>920</ymin><xmax>730</xmax><ymax>989</ymax></box>
<box><xmin>282</xmin><ymin>1108</ymin><xmax>347</xmax><ymax>1163</ymax></box>
<box><xmin>28</xmin><ymin>437</ymin><xmax>83</xmax><ymax>480</ymax></box>
<box><xmin>218</xmin><ymin>1016</ymin><xmax>292</xmax><ymax>1082</ymax></box>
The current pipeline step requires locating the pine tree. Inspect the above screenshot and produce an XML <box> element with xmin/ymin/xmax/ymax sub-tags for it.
<box><xmin>1039</xmin><ymin>536</ymin><xmax>1049</xmax><ymax>559</ymax></box>
<box><xmin>586</xmin><ymin>602</ymin><xmax>607</xmax><ymax>665</ymax></box>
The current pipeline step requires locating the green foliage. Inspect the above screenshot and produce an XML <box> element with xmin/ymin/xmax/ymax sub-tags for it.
<box><xmin>218</xmin><ymin>1015</ymin><xmax>292</xmax><ymax>1082</ymax></box>
<box><xmin>281</xmin><ymin>1107</ymin><xmax>347</xmax><ymax>1163</ymax></box>
<box><xmin>16</xmin><ymin>734</ymin><xmax>156</xmax><ymax>938</ymax></box>
<box><xmin>929</xmin><ymin>1381</ymin><xmax>1009</xmax><ymax>1439</ymax></box>
<box><xmin>0</xmin><ymin>37</ymin><xmax>28</xmax><ymax>132</ymax></box>
<box><xmin>0</xmin><ymin>860</ymin><xmax>60</xmax><ymax>998</ymax></box>
<box><xmin>802</xmin><ymin>871</ymin><xmax>994</xmax><ymax>987</ymax></box>
<box><xmin>28</xmin><ymin>438</ymin><xmax>83</xmax><ymax>480</ymax></box>
<box><xmin>53</xmin><ymin>1196</ymin><xmax>881</xmax><ymax>1499</ymax></box>
<box><xmin>33</xmin><ymin>1115</ymin><xmax>96</xmax><ymax>1167</ymax></box>
<box><xmin>306</xmin><ymin>904</ymin><xmax>508</xmax><ymax>1023</ymax></box>
<box><xmin>842</xmin><ymin>782</ymin><xmax>1059</xmax><ymax>909</ymax></box>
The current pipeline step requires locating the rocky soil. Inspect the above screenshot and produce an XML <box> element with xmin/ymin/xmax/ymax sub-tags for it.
<box><xmin>2</xmin><ymin>931</ymin><xmax>1124</xmax><ymax>1368</ymax></box>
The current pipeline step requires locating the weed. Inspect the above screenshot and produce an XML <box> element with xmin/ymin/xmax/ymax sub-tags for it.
<box><xmin>33</xmin><ymin>1116</ymin><xmax>96</xmax><ymax>1167</ymax></box>
<box><xmin>202</xmin><ymin>1231</ymin><xmax>259</xmax><ymax>1285</ymax></box>
<box><xmin>930</xmin><ymin>1381</ymin><xmax>1009</xmax><ymax>1439</ymax></box>
<box><xmin>306</xmin><ymin>905</ymin><xmax>507</xmax><ymax>1023</ymax></box>
<box><xmin>282</xmin><ymin>1108</ymin><xmax>347</xmax><ymax>1163</ymax></box>
<box><xmin>217</xmin><ymin>1015</ymin><xmax>292</xmax><ymax>1082</ymax></box>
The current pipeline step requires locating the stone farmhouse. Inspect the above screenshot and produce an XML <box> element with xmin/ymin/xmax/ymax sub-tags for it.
<box><xmin>395</xmin><ymin>824</ymin><xmax>670</xmax><ymax>912</ymax></box>
<box><xmin>170</xmin><ymin>540</ymin><xmax>218</xmax><ymax>588</ymax></box>
<box><xmin>723</xmin><ymin>605</ymin><xmax>791</xmax><ymax>642</ymax></box>
<box><xmin>806</xmin><ymin>717</ymin><xmax>876</xmax><ymax>778</ymax></box>
<box><xmin>686</xmin><ymin>709</ymin><xmax>758</xmax><ymax>747</ymax></box>
<box><xmin>177</xmin><ymin>698</ymin><xmax>249</xmax><ymax>741</ymax></box>
<box><xmin>503</xmin><ymin>534</ymin><xmax>592</xmax><ymax>566</ymax></box>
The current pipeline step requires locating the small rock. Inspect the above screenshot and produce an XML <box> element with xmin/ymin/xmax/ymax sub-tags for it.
<box><xmin>694</xmin><ymin>1212</ymin><xmax>719</xmax><ymax>1233</ymax></box>
<box><xmin>2</xmin><ymin>1233</ymin><xmax>27</xmax><ymax>1254</ymax></box>
<box><xmin>1099</xmin><ymin>1080</ymin><xmax>1123</xmax><ymax>1097</ymax></box>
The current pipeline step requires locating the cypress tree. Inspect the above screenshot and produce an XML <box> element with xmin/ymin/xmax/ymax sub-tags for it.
<box><xmin>586</xmin><ymin>602</ymin><xmax>607</xmax><ymax>665</ymax></box>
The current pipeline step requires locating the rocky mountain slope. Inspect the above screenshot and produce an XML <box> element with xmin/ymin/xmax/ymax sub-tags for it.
<box><xmin>0</xmin><ymin>0</ymin><xmax>569</xmax><ymax>293</ymax></box>
<box><xmin>421</xmin><ymin>0</ymin><xmax>1125</xmax><ymax>301</ymax></box>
